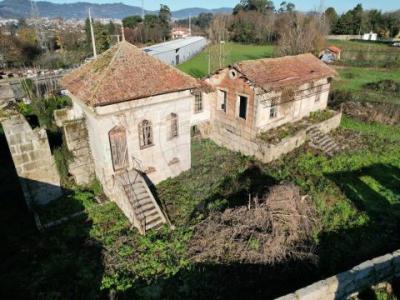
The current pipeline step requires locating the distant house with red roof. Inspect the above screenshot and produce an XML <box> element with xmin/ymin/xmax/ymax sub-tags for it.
<box><xmin>320</xmin><ymin>45</ymin><xmax>342</xmax><ymax>63</ymax></box>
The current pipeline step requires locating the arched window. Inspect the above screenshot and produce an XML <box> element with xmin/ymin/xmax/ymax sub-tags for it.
<box><xmin>109</xmin><ymin>126</ymin><xmax>128</xmax><ymax>171</ymax></box>
<box><xmin>168</xmin><ymin>113</ymin><xmax>179</xmax><ymax>140</ymax></box>
<box><xmin>139</xmin><ymin>120</ymin><xmax>153</xmax><ymax>149</ymax></box>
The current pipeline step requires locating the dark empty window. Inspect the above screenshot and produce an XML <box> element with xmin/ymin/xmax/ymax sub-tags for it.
<box><xmin>168</xmin><ymin>113</ymin><xmax>179</xmax><ymax>139</ymax></box>
<box><xmin>238</xmin><ymin>95</ymin><xmax>247</xmax><ymax>119</ymax></box>
<box><xmin>218</xmin><ymin>90</ymin><xmax>227</xmax><ymax>113</ymax></box>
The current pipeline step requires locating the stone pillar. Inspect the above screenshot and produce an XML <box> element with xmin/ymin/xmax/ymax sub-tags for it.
<box><xmin>1</xmin><ymin>114</ymin><xmax>62</xmax><ymax>206</ymax></box>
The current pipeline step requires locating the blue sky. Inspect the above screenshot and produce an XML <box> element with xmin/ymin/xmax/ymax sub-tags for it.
<box><xmin>46</xmin><ymin>1</ymin><xmax>399</xmax><ymax>13</ymax></box>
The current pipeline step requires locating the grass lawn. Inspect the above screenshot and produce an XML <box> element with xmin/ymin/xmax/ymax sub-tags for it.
<box><xmin>178</xmin><ymin>42</ymin><xmax>274</xmax><ymax>78</ymax></box>
<box><xmin>1</xmin><ymin>116</ymin><xmax>400</xmax><ymax>299</ymax></box>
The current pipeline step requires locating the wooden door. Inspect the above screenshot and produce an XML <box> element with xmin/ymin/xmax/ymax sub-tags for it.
<box><xmin>109</xmin><ymin>126</ymin><xmax>128</xmax><ymax>171</ymax></box>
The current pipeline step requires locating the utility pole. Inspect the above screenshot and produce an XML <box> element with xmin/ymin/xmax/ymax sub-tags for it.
<box><xmin>208</xmin><ymin>45</ymin><xmax>211</xmax><ymax>75</ymax></box>
<box><xmin>121</xmin><ymin>23</ymin><xmax>125</xmax><ymax>42</ymax></box>
<box><xmin>189</xmin><ymin>14</ymin><xmax>192</xmax><ymax>36</ymax></box>
<box><xmin>219</xmin><ymin>40</ymin><xmax>225</xmax><ymax>69</ymax></box>
<box><xmin>88</xmin><ymin>8</ymin><xmax>97</xmax><ymax>58</ymax></box>
<box><xmin>30</xmin><ymin>0</ymin><xmax>46</xmax><ymax>51</ymax></box>
<box><xmin>141</xmin><ymin>0</ymin><xmax>145</xmax><ymax>20</ymax></box>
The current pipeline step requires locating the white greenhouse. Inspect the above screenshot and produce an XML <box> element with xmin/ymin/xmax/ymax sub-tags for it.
<box><xmin>143</xmin><ymin>36</ymin><xmax>207</xmax><ymax>66</ymax></box>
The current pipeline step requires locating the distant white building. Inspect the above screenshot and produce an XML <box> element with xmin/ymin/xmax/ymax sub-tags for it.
<box><xmin>363</xmin><ymin>32</ymin><xmax>378</xmax><ymax>41</ymax></box>
<box><xmin>143</xmin><ymin>36</ymin><xmax>207</xmax><ymax>66</ymax></box>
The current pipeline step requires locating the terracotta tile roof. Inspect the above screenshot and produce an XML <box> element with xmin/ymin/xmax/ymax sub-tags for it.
<box><xmin>327</xmin><ymin>46</ymin><xmax>342</xmax><ymax>54</ymax></box>
<box><xmin>233</xmin><ymin>53</ymin><xmax>337</xmax><ymax>91</ymax></box>
<box><xmin>60</xmin><ymin>41</ymin><xmax>199</xmax><ymax>107</ymax></box>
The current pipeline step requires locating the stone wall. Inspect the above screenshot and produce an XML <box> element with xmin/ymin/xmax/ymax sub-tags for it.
<box><xmin>276</xmin><ymin>249</ymin><xmax>400</xmax><ymax>300</ymax></box>
<box><xmin>0</xmin><ymin>81</ymin><xmax>15</xmax><ymax>108</ymax></box>
<box><xmin>211</xmin><ymin>112</ymin><xmax>342</xmax><ymax>164</ymax></box>
<box><xmin>1</xmin><ymin>114</ymin><xmax>62</xmax><ymax>206</ymax></box>
<box><xmin>63</xmin><ymin>119</ymin><xmax>95</xmax><ymax>185</ymax></box>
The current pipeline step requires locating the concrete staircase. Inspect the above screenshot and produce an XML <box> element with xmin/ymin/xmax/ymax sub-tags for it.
<box><xmin>116</xmin><ymin>170</ymin><xmax>167</xmax><ymax>233</ymax></box>
<box><xmin>307</xmin><ymin>127</ymin><xmax>340</xmax><ymax>157</ymax></box>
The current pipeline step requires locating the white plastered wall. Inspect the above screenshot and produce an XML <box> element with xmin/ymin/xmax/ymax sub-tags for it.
<box><xmin>69</xmin><ymin>90</ymin><xmax>193</xmax><ymax>190</ymax></box>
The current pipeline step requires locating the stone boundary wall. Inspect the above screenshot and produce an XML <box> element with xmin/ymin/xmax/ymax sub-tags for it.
<box><xmin>1</xmin><ymin>114</ymin><xmax>62</xmax><ymax>206</ymax></box>
<box><xmin>210</xmin><ymin>112</ymin><xmax>342</xmax><ymax>164</ymax></box>
<box><xmin>326</xmin><ymin>35</ymin><xmax>362</xmax><ymax>41</ymax></box>
<box><xmin>276</xmin><ymin>249</ymin><xmax>400</xmax><ymax>300</ymax></box>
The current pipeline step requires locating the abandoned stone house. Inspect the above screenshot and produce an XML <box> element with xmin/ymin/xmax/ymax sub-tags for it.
<box><xmin>202</xmin><ymin>53</ymin><xmax>340</xmax><ymax>161</ymax></box>
<box><xmin>51</xmin><ymin>40</ymin><xmax>206</xmax><ymax>233</ymax></box>
<box><xmin>2</xmin><ymin>40</ymin><xmax>341</xmax><ymax>234</ymax></box>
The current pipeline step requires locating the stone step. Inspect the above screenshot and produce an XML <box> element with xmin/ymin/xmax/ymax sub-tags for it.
<box><xmin>143</xmin><ymin>208</ymin><xmax>158</xmax><ymax>218</ymax></box>
<box><xmin>325</xmin><ymin>144</ymin><xmax>339</xmax><ymax>153</ymax></box>
<box><xmin>318</xmin><ymin>136</ymin><xmax>331</xmax><ymax>145</ymax></box>
<box><xmin>145</xmin><ymin>217</ymin><xmax>164</xmax><ymax>231</ymax></box>
<box><xmin>321</xmin><ymin>140</ymin><xmax>335</xmax><ymax>149</ymax></box>
<box><xmin>135</xmin><ymin>199</ymin><xmax>153</xmax><ymax>208</ymax></box>
<box><xmin>141</xmin><ymin>213</ymin><xmax>161</xmax><ymax>224</ymax></box>
<box><xmin>135</xmin><ymin>201</ymin><xmax>154</xmax><ymax>212</ymax></box>
<box><xmin>136</xmin><ymin>193</ymin><xmax>150</xmax><ymax>202</ymax></box>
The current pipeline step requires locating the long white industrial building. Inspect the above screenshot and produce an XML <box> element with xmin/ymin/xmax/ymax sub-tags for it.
<box><xmin>143</xmin><ymin>36</ymin><xmax>207</xmax><ymax>66</ymax></box>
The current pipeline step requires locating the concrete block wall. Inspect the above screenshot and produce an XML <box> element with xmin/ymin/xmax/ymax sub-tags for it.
<box><xmin>276</xmin><ymin>249</ymin><xmax>400</xmax><ymax>300</ymax></box>
<box><xmin>1</xmin><ymin>114</ymin><xmax>62</xmax><ymax>206</ymax></box>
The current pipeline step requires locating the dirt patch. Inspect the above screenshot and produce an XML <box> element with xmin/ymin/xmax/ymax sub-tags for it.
<box><xmin>364</xmin><ymin>80</ymin><xmax>400</xmax><ymax>94</ymax></box>
<box><xmin>189</xmin><ymin>184</ymin><xmax>318</xmax><ymax>265</ymax></box>
<box><xmin>332</xmin><ymin>128</ymin><xmax>371</xmax><ymax>152</ymax></box>
<box><xmin>342</xmin><ymin>101</ymin><xmax>400</xmax><ymax>125</ymax></box>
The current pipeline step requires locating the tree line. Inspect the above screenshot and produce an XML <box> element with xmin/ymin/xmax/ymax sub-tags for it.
<box><xmin>122</xmin><ymin>5</ymin><xmax>171</xmax><ymax>44</ymax></box>
<box><xmin>325</xmin><ymin>4</ymin><xmax>400</xmax><ymax>38</ymax></box>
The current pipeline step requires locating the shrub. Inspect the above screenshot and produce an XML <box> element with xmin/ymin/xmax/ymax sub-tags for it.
<box><xmin>53</xmin><ymin>140</ymin><xmax>74</xmax><ymax>185</ymax></box>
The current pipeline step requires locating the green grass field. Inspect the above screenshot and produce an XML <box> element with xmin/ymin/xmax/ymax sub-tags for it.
<box><xmin>178</xmin><ymin>42</ymin><xmax>274</xmax><ymax>78</ymax></box>
<box><xmin>333</xmin><ymin>67</ymin><xmax>400</xmax><ymax>91</ymax></box>
<box><xmin>331</xmin><ymin>66</ymin><xmax>400</xmax><ymax>105</ymax></box>
<box><xmin>327</xmin><ymin>39</ymin><xmax>399</xmax><ymax>51</ymax></box>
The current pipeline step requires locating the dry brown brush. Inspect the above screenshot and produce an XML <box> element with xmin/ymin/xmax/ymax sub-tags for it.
<box><xmin>189</xmin><ymin>184</ymin><xmax>319</xmax><ymax>265</ymax></box>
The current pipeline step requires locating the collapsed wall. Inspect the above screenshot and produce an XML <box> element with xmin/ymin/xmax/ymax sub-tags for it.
<box><xmin>54</xmin><ymin>108</ymin><xmax>95</xmax><ymax>185</ymax></box>
<box><xmin>1</xmin><ymin>114</ymin><xmax>62</xmax><ymax>206</ymax></box>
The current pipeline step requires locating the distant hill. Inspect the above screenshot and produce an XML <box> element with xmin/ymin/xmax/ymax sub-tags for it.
<box><xmin>0</xmin><ymin>0</ymin><xmax>232</xmax><ymax>19</ymax></box>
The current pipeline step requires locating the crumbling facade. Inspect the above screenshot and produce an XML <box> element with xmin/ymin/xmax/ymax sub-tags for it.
<box><xmin>202</xmin><ymin>53</ymin><xmax>339</xmax><ymax>161</ymax></box>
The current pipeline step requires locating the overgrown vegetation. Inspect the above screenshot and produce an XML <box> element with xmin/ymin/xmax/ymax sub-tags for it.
<box><xmin>2</xmin><ymin>111</ymin><xmax>400</xmax><ymax>298</ymax></box>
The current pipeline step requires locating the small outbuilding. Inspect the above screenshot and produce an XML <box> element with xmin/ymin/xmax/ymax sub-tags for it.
<box><xmin>320</xmin><ymin>46</ymin><xmax>342</xmax><ymax>63</ymax></box>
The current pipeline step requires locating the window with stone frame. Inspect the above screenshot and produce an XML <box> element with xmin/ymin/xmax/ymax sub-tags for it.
<box><xmin>168</xmin><ymin>113</ymin><xmax>179</xmax><ymax>139</ymax></box>
<box><xmin>217</xmin><ymin>89</ymin><xmax>227</xmax><ymax>113</ymax></box>
<box><xmin>139</xmin><ymin>120</ymin><xmax>153</xmax><ymax>149</ymax></box>
<box><xmin>194</xmin><ymin>92</ymin><xmax>203</xmax><ymax>113</ymax></box>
